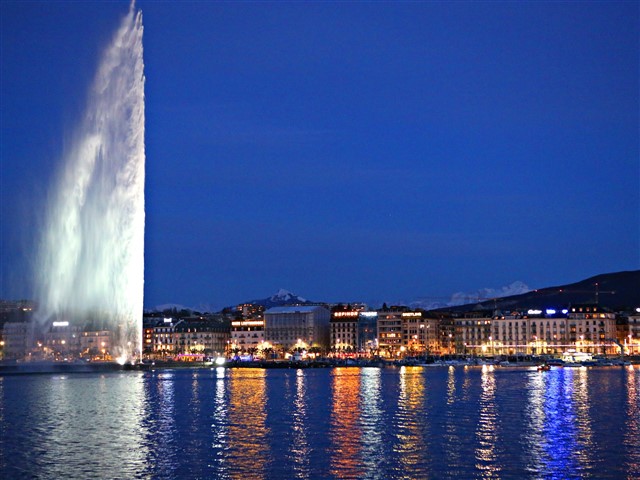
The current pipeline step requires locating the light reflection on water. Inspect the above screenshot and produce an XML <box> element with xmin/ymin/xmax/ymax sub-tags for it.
<box><xmin>330</xmin><ymin>368</ymin><xmax>362</xmax><ymax>479</ymax></box>
<box><xmin>1</xmin><ymin>366</ymin><xmax>639</xmax><ymax>479</ymax></box>
<box><xmin>359</xmin><ymin>367</ymin><xmax>384</xmax><ymax>478</ymax></box>
<box><xmin>291</xmin><ymin>369</ymin><xmax>311</xmax><ymax>478</ymax></box>
<box><xmin>624</xmin><ymin>366</ymin><xmax>640</xmax><ymax>479</ymax></box>
<box><xmin>475</xmin><ymin>364</ymin><xmax>499</xmax><ymax>478</ymax></box>
<box><xmin>394</xmin><ymin>366</ymin><xmax>428</xmax><ymax>477</ymax></box>
<box><xmin>227</xmin><ymin>368</ymin><xmax>269</xmax><ymax>479</ymax></box>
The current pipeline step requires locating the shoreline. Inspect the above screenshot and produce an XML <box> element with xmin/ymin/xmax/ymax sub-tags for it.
<box><xmin>3</xmin><ymin>357</ymin><xmax>638</xmax><ymax>375</ymax></box>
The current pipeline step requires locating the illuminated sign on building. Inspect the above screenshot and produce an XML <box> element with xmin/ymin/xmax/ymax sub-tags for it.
<box><xmin>231</xmin><ymin>320</ymin><xmax>265</xmax><ymax>327</ymax></box>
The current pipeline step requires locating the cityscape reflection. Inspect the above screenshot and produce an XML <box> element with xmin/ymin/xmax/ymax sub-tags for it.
<box><xmin>1</xmin><ymin>367</ymin><xmax>639</xmax><ymax>479</ymax></box>
<box><xmin>227</xmin><ymin>369</ymin><xmax>269</xmax><ymax>479</ymax></box>
<box><xmin>624</xmin><ymin>366</ymin><xmax>640</xmax><ymax>477</ymax></box>
<box><xmin>396</xmin><ymin>366</ymin><xmax>429</xmax><ymax>475</ymax></box>
<box><xmin>291</xmin><ymin>369</ymin><xmax>311</xmax><ymax>478</ymax></box>
<box><xmin>330</xmin><ymin>368</ymin><xmax>363</xmax><ymax>478</ymax></box>
<box><xmin>359</xmin><ymin>367</ymin><xmax>384</xmax><ymax>476</ymax></box>
<box><xmin>475</xmin><ymin>365</ymin><xmax>499</xmax><ymax>478</ymax></box>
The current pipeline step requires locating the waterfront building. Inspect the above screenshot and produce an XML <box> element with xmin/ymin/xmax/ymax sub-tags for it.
<box><xmin>150</xmin><ymin>317</ymin><xmax>184</xmax><ymax>359</ymax></box>
<box><xmin>142</xmin><ymin>316</ymin><xmax>163</xmax><ymax>358</ymax></box>
<box><xmin>377</xmin><ymin>310</ymin><xmax>403</xmax><ymax>357</ymax></box>
<box><xmin>401</xmin><ymin>311</ymin><xmax>440</xmax><ymax>355</ymax></box>
<box><xmin>566</xmin><ymin>305</ymin><xmax>617</xmax><ymax>354</ymax></box>
<box><xmin>357</xmin><ymin>311</ymin><xmax>378</xmax><ymax>353</ymax></box>
<box><xmin>80</xmin><ymin>330</ymin><xmax>113</xmax><ymax>359</ymax></box>
<box><xmin>377</xmin><ymin>309</ymin><xmax>441</xmax><ymax>357</ymax></box>
<box><xmin>2</xmin><ymin>321</ymin><xmax>32</xmax><ymax>360</ymax></box>
<box><xmin>230</xmin><ymin>317</ymin><xmax>265</xmax><ymax>354</ymax></box>
<box><xmin>174</xmin><ymin>319</ymin><xmax>229</xmax><ymax>359</ymax></box>
<box><xmin>460</xmin><ymin>305</ymin><xmax>619</xmax><ymax>356</ymax></box>
<box><xmin>456</xmin><ymin>312</ymin><xmax>493</xmax><ymax>355</ymax></box>
<box><xmin>624</xmin><ymin>309</ymin><xmax>640</xmax><ymax>355</ymax></box>
<box><xmin>43</xmin><ymin>321</ymin><xmax>83</xmax><ymax>360</ymax></box>
<box><xmin>330</xmin><ymin>307</ymin><xmax>359</xmax><ymax>354</ymax></box>
<box><xmin>438</xmin><ymin>315</ymin><xmax>456</xmax><ymax>355</ymax></box>
<box><xmin>329</xmin><ymin>305</ymin><xmax>377</xmax><ymax>355</ymax></box>
<box><xmin>264</xmin><ymin>306</ymin><xmax>330</xmax><ymax>353</ymax></box>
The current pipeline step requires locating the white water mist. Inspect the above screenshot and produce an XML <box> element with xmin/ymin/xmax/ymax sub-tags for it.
<box><xmin>35</xmin><ymin>4</ymin><xmax>145</xmax><ymax>363</ymax></box>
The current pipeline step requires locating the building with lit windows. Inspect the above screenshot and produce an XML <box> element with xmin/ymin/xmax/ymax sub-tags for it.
<box><xmin>377</xmin><ymin>309</ymin><xmax>441</xmax><ymax>357</ymax></box>
<box><xmin>264</xmin><ymin>306</ymin><xmax>330</xmax><ymax>352</ymax></box>
<box><xmin>330</xmin><ymin>308</ymin><xmax>359</xmax><ymax>354</ymax></box>
<box><xmin>230</xmin><ymin>317</ymin><xmax>265</xmax><ymax>353</ymax></box>
<box><xmin>402</xmin><ymin>312</ymin><xmax>439</xmax><ymax>355</ymax></box>
<box><xmin>357</xmin><ymin>311</ymin><xmax>378</xmax><ymax>353</ymax></box>
<box><xmin>174</xmin><ymin>320</ymin><xmax>229</xmax><ymax>359</ymax></box>
<box><xmin>150</xmin><ymin>318</ymin><xmax>183</xmax><ymax>359</ymax></box>
<box><xmin>456</xmin><ymin>312</ymin><xmax>493</xmax><ymax>354</ymax></box>
<box><xmin>236</xmin><ymin>303</ymin><xmax>265</xmax><ymax>319</ymax></box>
<box><xmin>44</xmin><ymin>321</ymin><xmax>82</xmax><ymax>359</ymax></box>
<box><xmin>623</xmin><ymin>308</ymin><xmax>640</xmax><ymax>355</ymax></box>
<box><xmin>377</xmin><ymin>310</ymin><xmax>403</xmax><ymax>356</ymax></box>
<box><xmin>2</xmin><ymin>321</ymin><xmax>33</xmax><ymax>360</ymax></box>
<box><xmin>459</xmin><ymin>305</ymin><xmax>619</xmax><ymax>356</ymax></box>
<box><xmin>80</xmin><ymin>330</ymin><xmax>112</xmax><ymax>359</ymax></box>
<box><xmin>566</xmin><ymin>305</ymin><xmax>617</xmax><ymax>354</ymax></box>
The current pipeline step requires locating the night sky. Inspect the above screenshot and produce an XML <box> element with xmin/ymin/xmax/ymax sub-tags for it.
<box><xmin>1</xmin><ymin>1</ymin><xmax>638</xmax><ymax>309</ymax></box>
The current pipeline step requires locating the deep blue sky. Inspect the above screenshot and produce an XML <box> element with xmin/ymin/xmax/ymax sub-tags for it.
<box><xmin>1</xmin><ymin>1</ymin><xmax>638</xmax><ymax>309</ymax></box>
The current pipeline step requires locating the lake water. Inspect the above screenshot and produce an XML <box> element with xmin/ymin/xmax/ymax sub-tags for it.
<box><xmin>1</xmin><ymin>365</ymin><xmax>639</xmax><ymax>479</ymax></box>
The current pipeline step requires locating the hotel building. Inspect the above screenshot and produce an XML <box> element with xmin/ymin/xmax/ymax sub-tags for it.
<box><xmin>264</xmin><ymin>306</ymin><xmax>331</xmax><ymax>352</ymax></box>
<box><xmin>230</xmin><ymin>317</ymin><xmax>265</xmax><ymax>353</ymax></box>
<box><xmin>457</xmin><ymin>305</ymin><xmax>618</xmax><ymax>355</ymax></box>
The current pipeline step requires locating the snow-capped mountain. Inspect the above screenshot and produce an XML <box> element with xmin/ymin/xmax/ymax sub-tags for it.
<box><xmin>409</xmin><ymin>281</ymin><xmax>531</xmax><ymax>311</ymax></box>
<box><xmin>249</xmin><ymin>289</ymin><xmax>311</xmax><ymax>308</ymax></box>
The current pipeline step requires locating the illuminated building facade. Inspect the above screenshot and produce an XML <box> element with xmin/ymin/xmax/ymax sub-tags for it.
<box><xmin>44</xmin><ymin>321</ymin><xmax>82</xmax><ymax>359</ymax></box>
<box><xmin>624</xmin><ymin>309</ymin><xmax>640</xmax><ymax>354</ymax></box>
<box><xmin>456</xmin><ymin>312</ymin><xmax>493</xmax><ymax>354</ymax></box>
<box><xmin>264</xmin><ymin>306</ymin><xmax>330</xmax><ymax>352</ymax></box>
<box><xmin>460</xmin><ymin>305</ymin><xmax>619</xmax><ymax>355</ymax></box>
<box><xmin>230</xmin><ymin>318</ymin><xmax>265</xmax><ymax>353</ymax></box>
<box><xmin>150</xmin><ymin>318</ymin><xmax>183</xmax><ymax>358</ymax></box>
<box><xmin>357</xmin><ymin>311</ymin><xmax>378</xmax><ymax>353</ymax></box>
<box><xmin>566</xmin><ymin>305</ymin><xmax>617</xmax><ymax>354</ymax></box>
<box><xmin>80</xmin><ymin>330</ymin><xmax>112</xmax><ymax>359</ymax></box>
<box><xmin>330</xmin><ymin>309</ymin><xmax>359</xmax><ymax>353</ymax></box>
<box><xmin>236</xmin><ymin>303</ymin><xmax>265</xmax><ymax>319</ymax></box>
<box><xmin>174</xmin><ymin>321</ymin><xmax>229</xmax><ymax>358</ymax></box>
<box><xmin>377</xmin><ymin>310</ymin><xmax>403</xmax><ymax>356</ymax></box>
<box><xmin>2</xmin><ymin>321</ymin><xmax>33</xmax><ymax>360</ymax></box>
<box><xmin>377</xmin><ymin>310</ymin><xmax>441</xmax><ymax>356</ymax></box>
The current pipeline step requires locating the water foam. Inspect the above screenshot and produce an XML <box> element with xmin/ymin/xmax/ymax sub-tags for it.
<box><xmin>35</xmin><ymin>3</ymin><xmax>145</xmax><ymax>363</ymax></box>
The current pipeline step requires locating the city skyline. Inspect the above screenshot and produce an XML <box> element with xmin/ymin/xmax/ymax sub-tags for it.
<box><xmin>1</xmin><ymin>1</ymin><xmax>638</xmax><ymax>310</ymax></box>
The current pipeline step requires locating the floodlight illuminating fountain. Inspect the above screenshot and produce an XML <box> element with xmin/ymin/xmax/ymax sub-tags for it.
<box><xmin>35</xmin><ymin>2</ymin><xmax>145</xmax><ymax>364</ymax></box>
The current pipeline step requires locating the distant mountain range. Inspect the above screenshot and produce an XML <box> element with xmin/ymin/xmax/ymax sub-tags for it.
<box><xmin>150</xmin><ymin>270</ymin><xmax>639</xmax><ymax>314</ymax></box>
<box><xmin>433</xmin><ymin>270</ymin><xmax>640</xmax><ymax>313</ymax></box>
<box><xmin>247</xmin><ymin>289</ymin><xmax>312</xmax><ymax>308</ymax></box>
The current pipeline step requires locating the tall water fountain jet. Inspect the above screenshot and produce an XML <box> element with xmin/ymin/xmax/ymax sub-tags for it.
<box><xmin>35</xmin><ymin>3</ymin><xmax>145</xmax><ymax>364</ymax></box>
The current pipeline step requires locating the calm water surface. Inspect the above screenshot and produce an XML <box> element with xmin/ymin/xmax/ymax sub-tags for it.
<box><xmin>1</xmin><ymin>365</ymin><xmax>639</xmax><ymax>479</ymax></box>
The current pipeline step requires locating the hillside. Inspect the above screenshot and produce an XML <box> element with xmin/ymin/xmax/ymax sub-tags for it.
<box><xmin>433</xmin><ymin>270</ymin><xmax>640</xmax><ymax>313</ymax></box>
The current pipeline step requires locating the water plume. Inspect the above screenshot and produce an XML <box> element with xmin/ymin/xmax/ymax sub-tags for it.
<box><xmin>35</xmin><ymin>3</ymin><xmax>145</xmax><ymax>363</ymax></box>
